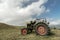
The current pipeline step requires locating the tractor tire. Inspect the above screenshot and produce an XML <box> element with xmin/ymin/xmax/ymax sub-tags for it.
<box><xmin>21</xmin><ymin>28</ymin><xmax>27</xmax><ymax>35</ymax></box>
<box><xmin>35</xmin><ymin>23</ymin><xmax>50</xmax><ymax>36</ymax></box>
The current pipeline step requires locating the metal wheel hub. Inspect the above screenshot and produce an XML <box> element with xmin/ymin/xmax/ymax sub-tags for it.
<box><xmin>37</xmin><ymin>26</ymin><xmax>47</xmax><ymax>35</ymax></box>
<box><xmin>21</xmin><ymin>29</ymin><xmax>27</xmax><ymax>35</ymax></box>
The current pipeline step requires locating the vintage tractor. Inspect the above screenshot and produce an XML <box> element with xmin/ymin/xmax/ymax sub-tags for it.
<box><xmin>21</xmin><ymin>18</ymin><xmax>50</xmax><ymax>36</ymax></box>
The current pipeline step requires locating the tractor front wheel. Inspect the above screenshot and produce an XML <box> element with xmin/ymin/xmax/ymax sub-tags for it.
<box><xmin>21</xmin><ymin>28</ymin><xmax>27</xmax><ymax>35</ymax></box>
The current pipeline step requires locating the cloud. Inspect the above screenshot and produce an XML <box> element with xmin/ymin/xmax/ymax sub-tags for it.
<box><xmin>0</xmin><ymin>0</ymin><xmax>49</xmax><ymax>26</ymax></box>
<box><xmin>46</xmin><ymin>18</ymin><xmax>60</xmax><ymax>25</ymax></box>
<box><xmin>46</xmin><ymin>9</ymin><xmax>50</xmax><ymax>13</ymax></box>
<box><xmin>50</xmin><ymin>20</ymin><xmax>60</xmax><ymax>25</ymax></box>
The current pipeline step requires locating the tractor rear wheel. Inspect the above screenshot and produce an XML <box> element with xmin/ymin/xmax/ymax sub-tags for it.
<box><xmin>21</xmin><ymin>28</ymin><xmax>27</xmax><ymax>35</ymax></box>
<box><xmin>35</xmin><ymin>23</ymin><xmax>50</xmax><ymax>36</ymax></box>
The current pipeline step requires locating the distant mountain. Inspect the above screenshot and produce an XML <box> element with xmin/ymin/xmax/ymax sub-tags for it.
<box><xmin>0</xmin><ymin>23</ymin><xmax>16</xmax><ymax>29</ymax></box>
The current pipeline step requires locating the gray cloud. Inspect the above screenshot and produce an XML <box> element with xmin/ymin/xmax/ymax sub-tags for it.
<box><xmin>0</xmin><ymin>0</ymin><xmax>49</xmax><ymax>26</ymax></box>
<box><xmin>19</xmin><ymin>0</ymin><xmax>39</xmax><ymax>8</ymax></box>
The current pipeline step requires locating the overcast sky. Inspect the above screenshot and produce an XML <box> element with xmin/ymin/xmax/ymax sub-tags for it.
<box><xmin>0</xmin><ymin>0</ymin><xmax>60</xmax><ymax>26</ymax></box>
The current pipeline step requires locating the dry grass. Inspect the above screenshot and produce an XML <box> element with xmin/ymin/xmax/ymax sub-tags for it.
<box><xmin>0</xmin><ymin>23</ymin><xmax>60</xmax><ymax>40</ymax></box>
<box><xmin>0</xmin><ymin>27</ymin><xmax>60</xmax><ymax>40</ymax></box>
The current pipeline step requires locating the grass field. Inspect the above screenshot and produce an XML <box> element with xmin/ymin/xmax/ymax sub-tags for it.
<box><xmin>0</xmin><ymin>23</ymin><xmax>60</xmax><ymax>40</ymax></box>
<box><xmin>0</xmin><ymin>27</ymin><xmax>60</xmax><ymax>40</ymax></box>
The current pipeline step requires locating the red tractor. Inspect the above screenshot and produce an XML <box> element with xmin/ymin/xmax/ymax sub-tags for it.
<box><xmin>21</xmin><ymin>18</ymin><xmax>50</xmax><ymax>36</ymax></box>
